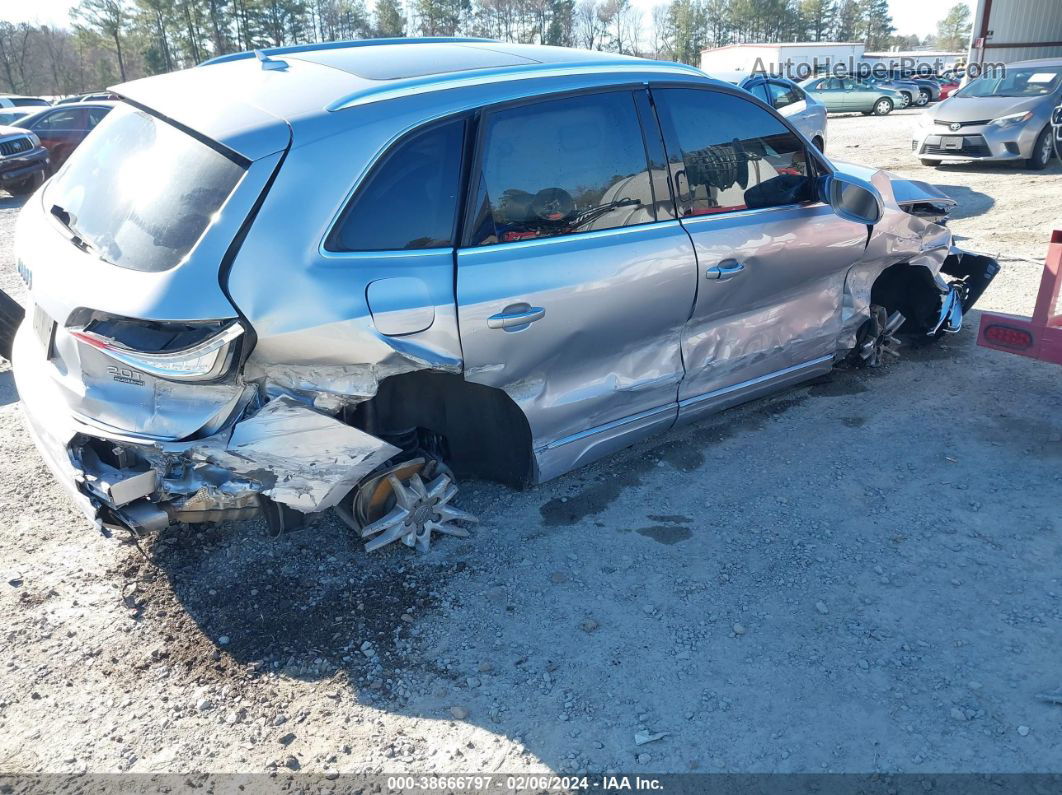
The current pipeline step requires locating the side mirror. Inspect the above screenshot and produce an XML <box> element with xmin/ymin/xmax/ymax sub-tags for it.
<box><xmin>821</xmin><ymin>173</ymin><xmax>884</xmax><ymax>225</ymax></box>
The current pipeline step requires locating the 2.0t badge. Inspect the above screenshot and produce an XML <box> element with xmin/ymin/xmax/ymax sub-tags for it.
<box><xmin>107</xmin><ymin>365</ymin><xmax>144</xmax><ymax>386</ymax></box>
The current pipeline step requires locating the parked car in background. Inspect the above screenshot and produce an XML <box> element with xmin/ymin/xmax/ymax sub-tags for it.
<box><xmin>55</xmin><ymin>91</ymin><xmax>119</xmax><ymax>104</ymax></box>
<box><xmin>799</xmin><ymin>76</ymin><xmax>903</xmax><ymax>115</ymax></box>
<box><xmin>0</xmin><ymin>109</ymin><xmax>32</xmax><ymax>126</ymax></box>
<box><xmin>937</xmin><ymin>78</ymin><xmax>961</xmax><ymax>100</ymax></box>
<box><xmin>912</xmin><ymin>58</ymin><xmax>1062</xmax><ymax>169</ymax></box>
<box><xmin>883</xmin><ymin>71</ymin><xmax>942</xmax><ymax>105</ymax></box>
<box><xmin>0</xmin><ymin>95</ymin><xmax>51</xmax><ymax>109</ymax></box>
<box><xmin>0</xmin><ymin>124</ymin><xmax>49</xmax><ymax>196</ymax></box>
<box><xmin>739</xmin><ymin>75</ymin><xmax>827</xmax><ymax>150</ymax></box>
<box><xmin>10</xmin><ymin>102</ymin><xmax>114</xmax><ymax>173</ymax></box>
<box><xmin>863</xmin><ymin>76</ymin><xmax>923</xmax><ymax>108</ymax></box>
<box><xmin>10</xmin><ymin>39</ymin><xmax>997</xmax><ymax>549</ymax></box>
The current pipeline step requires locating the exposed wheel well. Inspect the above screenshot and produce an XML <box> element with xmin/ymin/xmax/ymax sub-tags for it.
<box><xmin>870</xmin><ymin>263</ymin><xmax>940</xmax><ymax>335</ymax></box>
<box><xmin>349</xmin><ymin>370</ymin><xmax>534</xmax><ymax>489</ymax></box>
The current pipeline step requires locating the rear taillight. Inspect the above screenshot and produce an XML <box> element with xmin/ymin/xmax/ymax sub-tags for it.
<box><xmin>983</xmin><ymin>324</ymin><xmax>1033</xmax><ymax>350</ymax></box>
<box><xmin>70</xmin><ymin>322</ymin><xmax>244</xmax><ymax>381</ymax></box>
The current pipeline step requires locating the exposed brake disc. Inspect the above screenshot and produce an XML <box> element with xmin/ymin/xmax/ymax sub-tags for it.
<box><xmin>334</xmin><ymin>457</ymin><xmax>478</xmax><ymax>553</ymax></box>
<box><xmin>856</xmin><ymin>305</ymin><xmax>905</xmax><ymax>368</ymax></box>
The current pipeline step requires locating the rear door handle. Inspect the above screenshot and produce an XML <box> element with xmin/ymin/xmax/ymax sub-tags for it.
<box><xmin>487</xmin><ymin>305</ymin><xmax>545</xmax><ymax>329</ymax></box>
<box><xmin>706</xmin><ymin>260</ymin><xmax>745</xmax><ymax>280</ymax></box>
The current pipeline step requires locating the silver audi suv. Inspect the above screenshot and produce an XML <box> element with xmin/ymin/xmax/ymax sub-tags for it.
<box><xmin>12</xmin><ymin>38</ymin><xmax>998</xmax><ymax>552</ymax></box>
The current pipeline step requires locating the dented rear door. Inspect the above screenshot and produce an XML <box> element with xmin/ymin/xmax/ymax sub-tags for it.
<box><xmin>456</xmin><ymin>89</ymin><xmax>697</xmax><ymax>474</ymax></box>
<box><xmin>650</xmin><ymin>86</ymin><xmax>868</xmax><ymax>416</ymax></box>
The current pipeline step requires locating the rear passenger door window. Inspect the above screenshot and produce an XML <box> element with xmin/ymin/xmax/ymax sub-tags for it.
<box><xmin>467</xmin><ymin>91</ymin><xmax>658</xmax><ymax>246</ymax></box>
<box><xmin>768</xmin><ymin>81</ymin><xmax>802</xmax><ymax>109</ymax></box>
<box><xmin>33</xmin><ymin>108</ymin><xmax>86</xmax><ymax>132</ymax></box>
<box><xmin>327</xmin><ymin>118</ymin><xmax>466</xmax><ymax>251</ymax></box>
<box><xmin>652</xmin><ymin>88</ymin><xmax>812</xmax><ymax>217</ymax></box>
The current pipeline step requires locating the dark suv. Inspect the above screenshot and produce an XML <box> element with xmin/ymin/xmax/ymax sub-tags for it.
<box><xmin>0</xmin><ymin>124</ymin><xmax>48</xmax><ymax>196</ymax></box>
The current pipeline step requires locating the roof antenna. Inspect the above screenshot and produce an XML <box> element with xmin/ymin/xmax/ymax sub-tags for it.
<box><xmin>255</xmin><ymin>50</ymin><xmax>288</xmax><ymax>71</ymax></box>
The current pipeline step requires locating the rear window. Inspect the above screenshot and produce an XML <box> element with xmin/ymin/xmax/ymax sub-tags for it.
<box><xmin>43</xmin><ymin>102</ymin><xmax>245</xmax><ymax>273</ymax></box>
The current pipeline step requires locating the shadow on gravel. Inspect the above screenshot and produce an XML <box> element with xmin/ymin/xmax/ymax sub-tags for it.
<box><xmin>125</xmin><ymin>517</ymin><xmax>463</xmax><ymax>698</ymax></box>
<box><xmin>933</xmin><ymin>184</ymin><xmax>995</xmax><ymax>220</ymax></box>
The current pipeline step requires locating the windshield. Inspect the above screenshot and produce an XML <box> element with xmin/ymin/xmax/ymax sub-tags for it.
<box><xmin>956</xmin><ymin>66</ymin><xmax>1062</xmax><ymax>98</ymax></box>
<box><xmin>43</xmin><ymin>102</ymin><xmax>245</xmax><ymax>273</ymax></box>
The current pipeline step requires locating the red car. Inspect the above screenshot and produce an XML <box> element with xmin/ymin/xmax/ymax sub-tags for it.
<box><xmin>12</xmin><ymin>101</ymin><xmax>115</xmax><ymax>174</ymax></box>
<box><xmin>938</xmin><ymin>80</ymin><xmax>961</xmax><ymax>99</ymax></box>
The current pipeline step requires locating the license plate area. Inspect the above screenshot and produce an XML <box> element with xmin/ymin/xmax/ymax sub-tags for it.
<box><xmin>942</xmin><ymin>137</ymin><xmax>963</xmax><ymax>150</ymax></box>
<box><xmin>32</xmin><ymin>304</ymin><xmax>56</xmax><ymax>359</ymax></box>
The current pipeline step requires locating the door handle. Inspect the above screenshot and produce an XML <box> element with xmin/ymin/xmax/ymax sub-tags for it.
<box><xmin>487</xmin><ymin>305</ymin><xmax>545</xmax><ymax>329</ymax></box>
<box><xmin>706</xmin><ymin>260</ymin><xmax>745</xmax><ymax>280</ymax></box>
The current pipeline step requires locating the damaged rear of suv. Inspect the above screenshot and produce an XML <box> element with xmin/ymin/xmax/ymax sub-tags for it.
<box><xmin>12</xmin><ymin>39</ymin><xmax>998</xmax><ymax>553</ymax></box>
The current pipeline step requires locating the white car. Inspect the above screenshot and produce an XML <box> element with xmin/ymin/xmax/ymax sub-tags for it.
<box><xmin>0</xmin><ymin>95</ymin><xmax>50</xmax><ymax>109</ymax></box>
<box><xmin>740</xmin><ymin>75</ymin><xmax>828</xmax><ymax>152</ymax></box>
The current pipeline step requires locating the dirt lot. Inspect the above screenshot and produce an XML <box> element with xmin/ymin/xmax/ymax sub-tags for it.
<box><xmin>0</xmin><ymin>107</ymin><xmax>1060</xmax><ymax>777</ymax></box>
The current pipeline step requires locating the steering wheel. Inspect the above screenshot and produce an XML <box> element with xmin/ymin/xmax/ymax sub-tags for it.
<box><xmin>531</xmin><ymin>187</ymin><xmax>575</xmax><ymax>222</ymax></box>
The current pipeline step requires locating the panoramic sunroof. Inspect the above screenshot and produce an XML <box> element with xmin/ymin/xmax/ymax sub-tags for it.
<box><xmin>290</xmin><ymin>43</ymin><xmax>540</xmax><ymax>81</ymax></box>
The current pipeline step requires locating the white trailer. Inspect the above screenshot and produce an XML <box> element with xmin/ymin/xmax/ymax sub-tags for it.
<box><xmin>699</xmin><ymin>42</ymin><xmax>865</xmax><ymax>82</ymax></box>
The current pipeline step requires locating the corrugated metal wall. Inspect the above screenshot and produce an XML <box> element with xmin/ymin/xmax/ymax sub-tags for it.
<box><xmin>969</xmin><ymin>0</ymin><xmax>1062</xmax><ymax>65</ymax></box>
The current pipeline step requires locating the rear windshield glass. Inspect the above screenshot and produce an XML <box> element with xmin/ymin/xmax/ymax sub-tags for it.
<box><xmin>43</xmin><ymin>102</ymin><xmax>245</xmax><ymax>273</ymax></box>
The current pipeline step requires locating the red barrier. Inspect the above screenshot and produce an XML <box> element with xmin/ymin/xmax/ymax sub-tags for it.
<box><xmin>977</xmin><ymin>229</ymin><xmax>1062</xmax><ymax>366</ymax></box>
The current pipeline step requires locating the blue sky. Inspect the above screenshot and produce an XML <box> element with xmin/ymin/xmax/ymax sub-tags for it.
<box><xmin>1</xmin><ymin>0</ymin><xmax>979</xmax><ymax>39</ymax></box>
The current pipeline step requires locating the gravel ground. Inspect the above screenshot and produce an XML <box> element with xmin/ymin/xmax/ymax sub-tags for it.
<box><xmin>1</xmin><ymin>109</ymin><xmax>1060</xmax><ymax>777</ymax></box>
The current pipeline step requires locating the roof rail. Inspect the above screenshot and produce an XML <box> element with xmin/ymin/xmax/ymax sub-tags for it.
<box><xmin>199</xmin><ymin>37</ymin><xmax>497</xmax><ymax>67</ymax></box>
<box><xmin>327</xmin><ymin>60</ymin><xmax>706</xmax><ymax>111</ymax></box>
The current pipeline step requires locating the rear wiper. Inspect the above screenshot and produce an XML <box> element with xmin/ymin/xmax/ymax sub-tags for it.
<box><xmin>50</xmin><ymin>204</ymin><xmax>102</xmax><ymax>258</ymax></box>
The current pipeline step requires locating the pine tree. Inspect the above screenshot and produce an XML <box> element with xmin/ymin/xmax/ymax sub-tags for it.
<box><xmin>800</xmin><ymin>0</ymin><xmax>833</xmax><ymax>42</ymax></box>
<box><xmin>70</xmin><ymin>0</ymin><xmax>129</xmax><ymax>80</ymax></box>
<box><xmin>414</xmin><ymin>0</ymin><xmax>467</xmax><ymax>35</ymax></box>
<box><xmin>859</xmin><ymin>0</ymin><xmax>893</xmax><ymax>50</ymax></box>
<box><xmin>373</xmin><ymin>0</ymin><xmax>405</xmax><ymax>36</ymax></box>
<box><xmin>832</xmin><ymin>0</ymin><xmax>859</xmax><ymax>41</ymax></box>
<box><xmin>936</xmin><ymin>3</ymin><xmax>971</xmax><ymax>51</ymax></box>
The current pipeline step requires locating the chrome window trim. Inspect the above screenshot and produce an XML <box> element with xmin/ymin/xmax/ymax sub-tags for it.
<box><xmin>456</xmin><ymin>218</ymin><xmax>685</xmax><ymax>256</ymax></box>
<box><xmin>678</xmin><ymin>201</ymin><xmax>832</xmax><ymax>227</ymax></box>
<box><xmin>319</xmin><ymin>246</ymin><xmax>454</xmax><ymax>262</ymax></box>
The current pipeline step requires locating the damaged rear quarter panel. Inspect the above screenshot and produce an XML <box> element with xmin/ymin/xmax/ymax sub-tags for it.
<box><xmin>224</xmin><ymin>100</ymin><xmax>465</xmax><ymax>408</ymax></box>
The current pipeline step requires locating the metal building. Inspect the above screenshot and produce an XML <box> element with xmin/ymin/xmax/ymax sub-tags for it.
<box><xmin>969</xmin><ymin>0</ymin><xmax>1062</xmax><ymax>66</ymax></box>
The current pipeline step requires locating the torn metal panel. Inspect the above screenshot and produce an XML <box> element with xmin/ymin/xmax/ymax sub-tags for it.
<box><xmin>186</xmin><ymin>396</ymin><xmax>400</xmax><ymax>513</ymax></box>
<box><xmin>837</xmin><ymin>167</ymin><xmax>958</xmax><ymax>351</ymax></box>
<box><xmin>242</xmin><ymin>329</ymin><xmax>462</xmax><ymax>407</ymax></box>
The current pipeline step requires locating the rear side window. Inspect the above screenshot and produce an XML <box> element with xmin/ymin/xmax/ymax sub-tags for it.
<box><xmin>43</xmin><ymin>102</ymin><xmax>245</xmax><ymax>273</ymax></box>
<box><xmin>327</xmin><ymin>118</ymin><xmax>466</xmax><ymax>252</ymax></box>
<box><xmin>653</xmin><ymin>88</ymin><xmax>811</xmax><ymax>217</ymax></box>
<box><xmin>768</xmin><ymin>81</ymin><xmax>802</xmax><ymax>109</ymax></box>
<box><xmin>87</xmin><ymin>107</ymin><xmax>110</xmax><ymax>128</ymax></box>
<box><xmin>34</xmin><ymin>108</ymin><xmax>85</xmax><ymax>131</ymax></box>
<box><xmin>468</xmin><ymin>91</ymin><xmax>656</xmax><ymax>246</ymax></box>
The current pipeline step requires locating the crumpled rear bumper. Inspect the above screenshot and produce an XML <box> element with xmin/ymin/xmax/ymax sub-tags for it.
<box><xmin>13</xmin><ymin>319</ymin><xmax>399</xmax><ymax>532</ymax></box>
